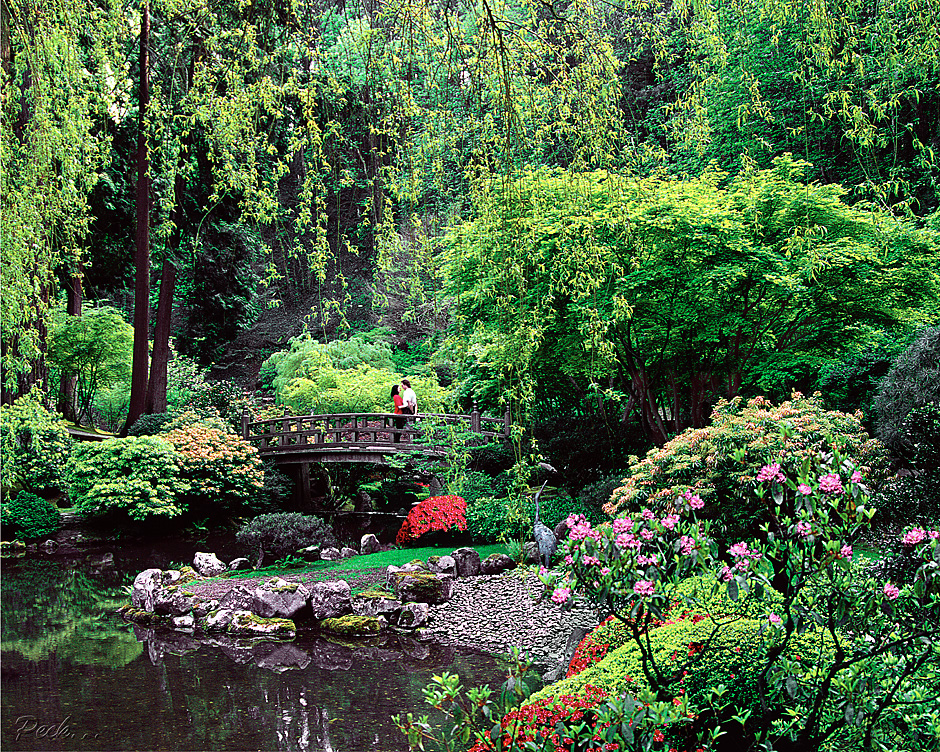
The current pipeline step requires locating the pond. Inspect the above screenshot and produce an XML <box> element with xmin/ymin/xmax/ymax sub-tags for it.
<box><xmin>1</xmin><ymin>544</ymin><xmax>535</xmax><ymax>752</ymax></box>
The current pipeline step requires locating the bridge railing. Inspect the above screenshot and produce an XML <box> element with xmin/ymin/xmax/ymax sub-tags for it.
<box><xmin>242</xmin><ymin>405</ymin><xmax>510</xmax><ymax>457</ymax></box>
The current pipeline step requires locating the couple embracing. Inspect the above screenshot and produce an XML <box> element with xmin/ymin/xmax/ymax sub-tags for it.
<box><xmin>391</xmin><ymin>379</ymin><xmax>417</xmax><ymax>442</ymax></box>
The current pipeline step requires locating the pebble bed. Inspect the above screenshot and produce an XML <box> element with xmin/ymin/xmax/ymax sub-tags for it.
<box><xmin>427</xmin><ymin>570</ymin><xmax>599</xmax><ymax>669</ymax></box>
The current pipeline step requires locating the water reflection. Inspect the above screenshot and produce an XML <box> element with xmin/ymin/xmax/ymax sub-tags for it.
<box><xmin>1</xmin><ymin>555</ymin><xmax>531</xmax><ymax>752</ymax></box>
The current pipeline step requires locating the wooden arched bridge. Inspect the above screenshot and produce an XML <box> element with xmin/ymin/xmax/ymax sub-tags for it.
<box><xmin>241</xmin><ymin>406</ymin><xmax>511</xmax><ymax>466</ymax></box>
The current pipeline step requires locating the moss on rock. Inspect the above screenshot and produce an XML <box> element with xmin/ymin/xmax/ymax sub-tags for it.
<box><xmin>320</xmin><ymin>614</ymin><xmax>383</xmax><ymax>636</ymax></box>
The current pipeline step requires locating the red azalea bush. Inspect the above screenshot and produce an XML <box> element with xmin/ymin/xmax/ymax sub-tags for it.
<box><xmin>395</xmin><ymin>495</ymin><xmax>467</xmax><ymax>546</ymax></box>
<box><xmin>467</xmin><ymin>685</ymin><xmax>611</xmax><ymax>752</ymax></box>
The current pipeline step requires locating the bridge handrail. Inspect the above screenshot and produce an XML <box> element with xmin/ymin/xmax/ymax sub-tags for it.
<box><xmin>242</xmin><ymin>405</ymin><xmax>511</xmax><ymax>447</ymax></box>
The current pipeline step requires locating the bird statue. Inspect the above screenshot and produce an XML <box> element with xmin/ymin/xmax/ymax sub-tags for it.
<box><xmin>533</xmin><ymin>479</ymin><xmax>558</xmax><ymax>570</ymax></box>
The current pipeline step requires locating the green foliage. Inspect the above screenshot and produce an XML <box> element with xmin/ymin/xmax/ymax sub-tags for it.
<box><xmin>575</xmin><ymin>473</ymin><xmax>630</xmax><ymax>522</ymax></box>
<box><xmin>127</xmin><ymin>412</ymin><xmax>177</xmax><ymax>436</ymax></box>
<box><xmin>48</xmin><ymin>306</ymin><xmax>133</xmax><ymax>423</ymax></box>
<box><xmin>1</xmin><ymin>491</ymin><xmax>61</xmax><ymax>540</ymax></box>
<box><xmin>608</xmin><ymin>393</ymin><xmax>888</xmax><ymax>545</ymax></box>
<box><xmin>263</xmin><ymin>334</ymin><xmax>395</xmax><ymax>394</ymax></box>
<box><xmin>443</xmin><ymin>161</ymin><xmax>940</xmax><ymax>446</ymax></box>
<box><xmin>875</xmin><ymin>326</ymin><xmax>940</xmax><ymax>455</ymax></box>
<box><xmin>65</xmin><ymin>436</ymin><xmax>184</xmax><ymax>522</ymax></box>
<box><xmin>0</xmin><ymin>388</ymin><xmax>73</xmax><ymax>495</ymax></box>
<box><xmin>465</xmin><ymin>496</ymin><xmax>528</xmax><ymax>543</ymax></box>
<box><xmin>236</xmin><ymin>513</ymin><xmax>337</xmax><ymax>561</ymax></box>
<box><xmin>450</xmin><ymin>470</ymin><xmax>505</xmax><ymax>507</ymax></box>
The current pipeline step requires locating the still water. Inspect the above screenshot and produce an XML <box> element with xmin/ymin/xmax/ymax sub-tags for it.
<box><xmin>1</xmin><ymin>547</ymin><xmax>529</xmax><ymax>752</ymax></box>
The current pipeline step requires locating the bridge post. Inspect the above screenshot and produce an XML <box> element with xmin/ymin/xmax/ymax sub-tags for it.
<box><xmin>503</xmin><ymin>406</ymin><xmax>511</xmax><ymax>437</ymax></box>
<box><xmin>470</xmin><ymin>401</ymin><xmax>481</xmax><ymax>432</ymax></box>
<box><xmin>241</xmin><ymin>409</ymin><xmax>249</xmax><ymax>440</ymax></box>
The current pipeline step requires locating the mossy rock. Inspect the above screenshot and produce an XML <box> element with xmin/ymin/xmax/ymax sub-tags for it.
<box><xmin>264</xmin><ymin>577</ymin><xmax>300</xmax><ymax>593</ymax></box>
<box><xmin>174</xmin><ymin>566</ymin><xmax>200</xmax><ymax>585</ymax></box>
<box><xmin>407</xmin><ymin>558</ymin><xmax>429</xmax><ymax>569</ymax></box>
<box><xmin>428</xmin><ymin>555</ymin><xmax>441</xmax><ymax>565</ymax></box>
<box><xmin>117</xmin><ymin>604</ymin><xmax>173</xmax><ymax>628</ymax></box>
<box><xmin>392</xmin><ymin>571</ymin><xmax>454</xmax><ymax>604</ymax></box>
<box><xmin>227</xmin><ymin>611</ymin><xmax>296</xmax><ymax>637</ymax></box>
<box><xmin>357</xmin><ymin>587</ymin><xmax>395</xmax><ymax>599</ymax></box>
<box><xmin>320</xmin><ymin>614</ymin><xmax>384</xmax><ymax>637</ymax></box>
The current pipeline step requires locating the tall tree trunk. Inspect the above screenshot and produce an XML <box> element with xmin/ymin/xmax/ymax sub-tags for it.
<box><xmin>124</xmin><ymin>0</ymin><xmax>151</xmax><ymax>434</ymax></box>
<box><xmin>57</xmin><ymin>270</ymin><xmax>82</xmax><ymax>420</ymax></box>
<box><xmin>145</xmin><ymin>259</ymin><xmax>176</xmax><ymax>414</ymax></box>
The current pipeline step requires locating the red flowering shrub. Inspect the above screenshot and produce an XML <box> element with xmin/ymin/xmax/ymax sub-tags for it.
<box><xmin>467</xmin><ymin>685</ymin><xmax>610</xmax><ymax>752</ymax></box>
<box><xmin>395</xmin><ymin>495</ymin><xmax>467</xmax><ymax>546</ymax></box>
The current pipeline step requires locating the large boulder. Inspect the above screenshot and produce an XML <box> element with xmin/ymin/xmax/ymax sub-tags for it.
<box><xmin>153</xmin><ymin>585</ymin><xmax>197</xmax><ymax>616</ymax></box>
<box><xmin>451</xmin><ymin>548</ymin><xmax>481</xmax><ymax>577</ymax></box>
<box><xmin>131</xmin><ymin>569</ymin><xmax>164</xmax><ymax>612</ymax></box>
<box><xmin>553</xmin><ymin>519</ymin><xmax>570</xmax><ymax>541</ymax></box>
<box><xmin>392</xmin><ymin>571</ymin><xmax>455</xmax><ymax>605</ymax></box>
<box><xmin>523</xmin><ymin>542</ymin><xmax>541</xmax><ymax>565</ymax></box>
<box><xmin>319</xmin><ymin>615</ymin><xmax>384</xmax><ymax>637</ymax></box>
<box><xmin>218</xmin><ymin>584</ymin><xmax>256</xmax><ymax>611</ymax></box>
<box><xmin>385</xmin><ymin>561</ymin><xmax>429</xmax><ymax>589</ymax></box>
<box><xmin>308</xmin><ymin>580</ymin><xmax>352</xmax><ymax>620</ymax></box>
<box><xmin>251</xmin><ymin>578</ymin><xmax>311</xmax><ymax>619</ymax></box>
<box><xmin>228</xmin><ymin>557</ymin><xmax>252</xmax><ymax>571</ymax></box>
<box><xmin>340</xmin><ymin>546</ymin><xmax>359</xmax><ymax>559</ymax></box>
<box><xmin>394</xmin><ymin>602</ymin><xmax>430</xmax><ymax>629</ymax></box>
<box><xmin>360</xmin><ymin>534</ymin><xmax>381</xmax><ymax>555</ymax></box>
<box><xmin>428</xmin><ymin>555</ymin><xmax>457</xmax><ymax>576</ymax></box>
<box><xmin>298</xmin><ymin>546</ymin><xmax>321</xmax><ymax>562</ymax></box>
<box><xmin>320</xmin><ymin>547</ymin><xmax>341</xmax><ymax>561</ymax></box>
<box><xmin>193</xmin><ymin>552</ymin><xmax>226</xmax><ymax>577</ymax></box>
<box><xmin>226</xmin><ymin>611</ymin><xmax>296</xmax><ymax>638</ymax></box>
<box><xmin>202</xmin><ymin>609</ymin><xmax>236</xmax><ymax>632</ymax></box>
<box><xmin>351</xmin><ymin>591</ymin><xmax>403</xmax><ymax>618</ymax></box>
<box><xmin>481</xmin><ymin>553</ymin><xmax>516</xmax><ymax>575</ymax></box>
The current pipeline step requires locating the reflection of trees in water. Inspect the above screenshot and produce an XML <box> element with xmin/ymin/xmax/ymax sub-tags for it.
<box><xmin>0</xmin><ymin>559</ymin><xmax>142</xmax><ymax>667</ymax></box>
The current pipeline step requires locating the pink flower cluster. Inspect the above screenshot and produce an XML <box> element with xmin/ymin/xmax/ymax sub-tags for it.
<box><xmin>660</xmin><ymin>513</ymin><xmax>680</xmax><ymax>530</ymax></box>
<box><xmin>902</xmin><ymin>527</ymin><xmax>939</xmax><ymax>546</ymax></box>
<box><xmin>728</xmin><ymin>541</ymin><xmax>762</xmax><ymax>571</ymax></box>
<box><xmin>633</xmin><ymin>580</ymin><xmax>655</xmax><ymax>597</ymax></box>
<box><xmin>796</xmin><ymin>521</ymin><xmax>813</xmax><ymax>538</ymax></box>
<box><xmin>552</xmin><ymin>587</ymin><xmax>572</xmax><ymax>604</ymax></box>
<box><xmin>682</xmin><ymin>489</ymin><xmax>705</xmax><ymax>510</ymax></box>
<box><xmin>817</xmin><ymin>473</ymin><xmax>844</xmax><ymax>494</ymax></box>
<box><xmin>566</xmin><ymin>514</ymin><xmax>599</xmax><ymax>542</ymax></box>
<box><xmin>883</xmin><ymin>583</ymin><xmax>900</xmax><ymax>601</ymax></box>
<box><xmin>757</xmin><ymin>463</ymin><xmax>786</xmax><ymax>483</ymax></box>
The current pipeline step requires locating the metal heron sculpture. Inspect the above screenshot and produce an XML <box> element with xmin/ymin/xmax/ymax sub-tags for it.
<box><xmin>533</xmin><ymin>479</ymin><xmax>558</xmax><ymax>569</ymax></box>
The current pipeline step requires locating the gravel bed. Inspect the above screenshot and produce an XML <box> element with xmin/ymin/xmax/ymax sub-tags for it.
<box><xmin>427</xmin><ymin>570</ymin><xmax>599</xmax><ymax>669</ymax></box>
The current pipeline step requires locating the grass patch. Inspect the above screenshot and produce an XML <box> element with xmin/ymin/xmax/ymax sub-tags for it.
<box><xmin>221</xmin><ymin>543</ymin><xmax>511</xmax><ymax>583</ymax></box>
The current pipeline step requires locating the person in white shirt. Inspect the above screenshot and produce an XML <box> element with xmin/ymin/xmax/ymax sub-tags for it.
<box><xmin>400</xmin><ymin>378</ymin><xmax>417</xmax><ymax>415</ymax></box>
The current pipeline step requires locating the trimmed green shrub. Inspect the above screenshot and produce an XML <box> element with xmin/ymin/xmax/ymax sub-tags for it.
<box><xmin>451</xmin><ymin>470</ymin><xmax>503</xmax><ymax>506</ymax></box>
<box><xmin>875</xmin><ymin>326</ymin><xmax>940</xmax><ymax>455</ymax></box>
<box><xmin>465</xmin><ymin>496</ymin><xmax>528</xmax><ymax>543</ymax></box>
<box><xmin>127</xmin><ymin>412</ymin><xmax>177</xmax><ymax>436</ymax></box>
<box><xmin>65</xmin><ymin>436</ymin><xmax>184</xmax><ymax>521</ymax></box>
<box><xmin>608</xmin><ymin>393</ymin><xmax>888</xmax><ymax>545</ymax></box>
<box><xmin>0</xmin><ymin>388</ymin><xmax>73</xmax><ymax>495</ymax></box>
<box><xmin>1</xmin><ymin>491</ymin><xmax>61</xmax><ymax>539</ymax></box>
<box><xmin>236</xmin><ymin>513</ymin><xmax>337</xmax><ymax>562</ymax></box>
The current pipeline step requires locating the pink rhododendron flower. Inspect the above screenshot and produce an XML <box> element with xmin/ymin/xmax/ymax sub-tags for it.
<box><xmin>612</xmin><ymin>518</ymin><xmax>633</xmax><ymax>534</ymax></box>
<box><xmin>688</xmin><ymin>494</ymin><xmax>704</xmax><ymax>510</ymax></box>
<box><xmin>678</xmin><ymin>535</ymin><xmax>695</xmax><ymax>555</ymax></box>
<box><xmin>797</xmin><ymin>483</ymin><xmax>812</xmax><ymax>496</ymax></box>
<box><xmin>903</xmin><ymin>528</ymin><xmax>927</xmax><ymax>546</ymax></box>
<box><xmin>930</xmin><ymin>530</ymin><xmax>940</xmax><ymax>540</ymax></box>
<box><xmin>600</xmin><ymin>567</ymin><xmax>611</xmax><ymax>576</ymax></box>
<box><xmin>661</xmin><ymin>514</ymin><xmax>680</xmax><ymax>530</ymax></box>
<box><xmin>564</xmin><ymin>555</ymin><xmax>574</xmax><ymax>565</ymax></box>
<box><xmin>883</xmin><ymin>583</ymin><xmax>900</xmax><ymax>601</ymax></box>
<box><xmin>616</xmin><ymin>533</ymin><xmax>635</xmax><ymax>549</ymax></box>
<box><xmin>633</xmin><ymin>580</ymin><xmax>655</xmax><ymax>597</ymax></box>
<box><xmin>850</xmin><ymin>470</ymin><xmax>862</xmax><ymax>483</ymax></box>
<box><xmin>719</xmin><ymin>566</ymin><xmax>732</xmax><ymax>582</ymax></box>
<box><xmin>796</xmin><ymin>521</ymin><xmax>812</xmax><ymax>537</ymax></box>
<box><xmin>637</xmin><ymin>554</ymin><xmax>658</xmax><ymax>566</ymax></box>
<box><xmin>757</xmin><ymin>463</ymin><xmax>786</xmax><ymax>483</ymax></box>
<box><xmin>840</xmin><ymin>544</ymin><xmax>852</xmax><ymax>559</ymax></box>
<box><xmin>583</xmin><ymin>555</ymin><xmax>601</xmax><ymax>566</ymax></box>
<box><xmin>769</xmin><ymin>613</ymin><xmax>782</xmax><ymax>625</ymax></box>
<box><xmin>818</xmin><ymin>473</ymin><xmax>844</xmax><ymax>494</ymax></box>
<box><xmin>551</xmin><ymin>587</ymin><xmax>572</xmax><ymax>604</ymax></box>
<box><xmin>640</xmin><ymin>528</ymin><xmax>655</xmax><ymax>540</ymax></box>
<box><xmin>728</xmin><ymin>542</ymin><xmax>751</xmax><ymax>557</ymax></box>
<box><xmin>642</xmin><ymin>509</ymin><xmax>655</xmax><ymax>520</ymax></box>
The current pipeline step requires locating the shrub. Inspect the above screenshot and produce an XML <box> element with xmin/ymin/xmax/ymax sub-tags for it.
<box><xmin>0</xmin><ymin>388</ymin><xmax>73</xmax><ymax>495</ymax></box>
<box><xmin>465</xmin><ymin>496</ymin><xmax>527</xmax><ymax>543</ymax></box>
<box><xmin>576</xmin><ymin>472</ymin><xmax>629</xmax><ymax>522</ymax></box>
<box><xmin>65</xmin><ymin>436</ymin><xmax>184</xmax><ymax>522</ymax></box>
<box><xmin>607</xmin><ymin>393</ymin><xmax>887</xmax><ymax>545</ymax></box>
<box><xmin>127</xmin><ymin>412</ymin><xmax>177</xmax><ymax>436</ymax></box>
<box><xmin>236</xmin><ymin>513</ymin><xmax>336</xmax><ymax>562</ymax></box>
<box><xmin>396</xmin><ymin>495</ymin><xmax>467</xmax><ymax>546</ymax></box>
<box><xmin>1</xmin><ymin>491</ymin><xmax>61</xmax><ymax>539</ymax></box>
<box><xmin>451</xmin><ymin>470</ymin><xmax>503</xmax><ymax>506</ymax></box>
<box><xmin>875</xmin><ymin>326</ymin><xmax>940</xmax><ymax>455</ymax></box>
<box><xmin>161</xmin><ymin>417</ymin><xmax>264</xmax><ymax>516</ymax></box>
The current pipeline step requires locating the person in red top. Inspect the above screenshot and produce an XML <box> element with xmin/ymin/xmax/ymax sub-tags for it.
<box><xmin>391</xmin><ymin>384</ymin><xmax>405</xmax><ymax>442</ymax></box>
